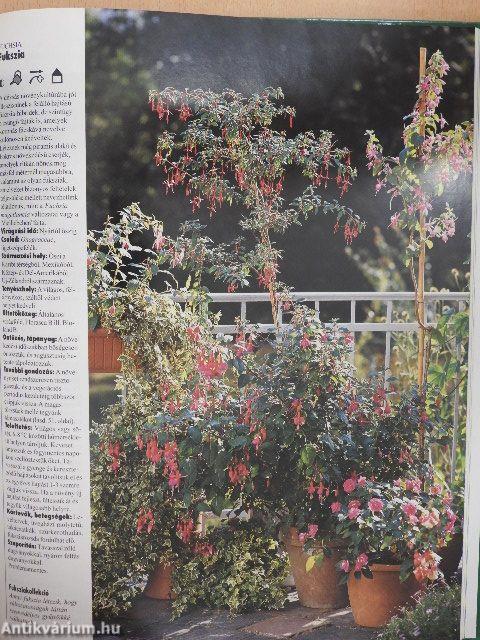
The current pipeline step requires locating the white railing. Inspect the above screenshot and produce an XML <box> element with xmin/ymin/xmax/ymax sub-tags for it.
<box><xmin>207</xmin><ymin>290</ymin><xmax>468</xmax><ymax>357</ymax></box>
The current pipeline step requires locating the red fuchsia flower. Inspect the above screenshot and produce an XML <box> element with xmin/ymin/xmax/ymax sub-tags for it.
<box><xmin>368</xmin><ymin>498</ymin><xmax>384</xmax><ymax>514</ymax></box>
<box><xmin>331</xmin><ymin>501</ymin><xmax>342</xmax><ymax>514</ymax></box>
<box><xmin>307</xmin><ymin>480</ymin><xmax>316</xmax><ymax>498</ymax></box>
<box><xmin>341</xmin><ymin>560</ymin><xmax>350</xmax><ymax>573</ymax></box>
<box><xmin>186</xmin><ymin>325</ymin><xmax>201</xmax><ymax>342</ymax></box>
<box><xmin>291</xmin><ymin>399</ymin><xmax>306</xmax><ymax>429</ymax></box>
<box><xmin>178</xmin><ymin>103</ymin><xmax>192</xmax><ymax>121</ymax></box>
<box><xmin>413</xmin><ymin>549</ymin><xmax>440</xmax><ymax>582</ymax></box>
<box><xmin>146</xmin><ymin>437</ymin><xmax>163</xmax><ymax>465</ymax></box>
<box><xmin>136</xmin><ymin>509</ymin><xmax>155</xmax><ymax>534</ymax></box>
<box><xmin>197</xmin><ymin>352</ymin><xmax>228</xmax><ymax>379</ymax></box>
<box><xmin>346</xmin><ymin>399</ymin><xmax>359</xmax><ymax>415</ymax></box>
<box><xmin>300</xmin><ymin>334</ymin><xmax>312</xmax><ymax>349</ymax></box>
<box><xmin>343</xmin><ymin>478</ymin><xmax>357</xmax><ymax>494</ymax></box>
<box><xmin>343</xmin><ymin>222</ymin><xmax>359</xmax><ymax>244</ymax></box>
<box><xmin>228</xmin><ymin>458</ymin><xmax>250</xmax><ymax>485</ymax></box>
<box><xmin>107</xmin><ymin>441</ymin><xmax>121</xmax><ymax>474</ymax></box>
<box><xmin>234</xmin><ymin>332</ymin><xmax>255</xmax><ymax>357</ymax></box>
<box><xmin>227</xmin><ymin>282</ymin><xmax>238</xmax><ymax>293</ymax></box>
<box><xmin>252</xmin><ymin>427</ymin><xmax>267</xmax><ymax>453</ymax></box>
<box><xmin>177</xmin><ymin>518</ymin><xmax>195</xmax><ymax>543</ymax></box>
<box><xmin>354</xmin><ymin>553</ymin><xmax>369</xmax><ymax>572</ymax></box>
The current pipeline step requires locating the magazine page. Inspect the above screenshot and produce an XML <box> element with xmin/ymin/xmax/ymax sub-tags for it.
<box><xmin>1</xmin><ymin>8</ymin><xmax>480</xmax><ymax>640</ymax></box>
<box><xmin>0</xmin><ymin>8</ymin><xmax>92</xmax><ymax>635</ymax></box>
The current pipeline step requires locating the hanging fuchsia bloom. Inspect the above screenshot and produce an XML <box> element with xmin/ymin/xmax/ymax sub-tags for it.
<box><xmin>153</xmin><ymin>228</ymin><xmax>166</xmax><ymax>251</ymax></box>
<box><xmin>177</xmin><ymin>518</ymin><xmax>195</xmax><ymax>543</ymax></box>
<box><xmin>300</xmin><ymin>334</ymin><xmax>312</xmax><ymax>349</ymax></box>
<box><xmin>197</xmin><ymin>352</ymin><xmax>228</xmax><ymax>378</ymax></box>
<box><xmin>146</xmin><ymin>437</ymin><xmax>162</xmax><ymax>465</ymax></box>
<box><xmin>137</xmin><ymin>508</ymin><xmax>155</xmax><ymax>534</ymax></box>
<box><xmin>291</xmin><ymin>399</ymin><xmax>306</xmax><ymax>429</ymax></box>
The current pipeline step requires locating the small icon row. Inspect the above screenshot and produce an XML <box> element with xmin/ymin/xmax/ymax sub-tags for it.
<box><xmin>6</xmin><ymin>68</ymin><xmax>63</xmax><ymax>87</ymax></box>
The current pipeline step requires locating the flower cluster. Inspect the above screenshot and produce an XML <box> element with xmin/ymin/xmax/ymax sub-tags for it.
<box><xmin>328</xmin><ymin>478</ymin><xmax>458</xmax><ymax>583</ymax></box>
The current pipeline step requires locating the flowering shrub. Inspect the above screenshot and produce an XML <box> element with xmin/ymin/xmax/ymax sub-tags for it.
<box><xmin>149</xmin><ymin>86</ymin><xmax>363</xmax><ymax>326</ymax></box>
<box><xmin>377</xmin><ymin>583</ymin><xmax>460</xmax><ymax>640</ymax></box>
<box><xmin>171</xmin><ymin>520</ymin><xmax>288</xmax><ymax>618</ymax></box>
<box><xmin>366</xmin><ymin>51</ymin><xmax>473</xmax><ymax>266</ymax></box>
<box><xmin>327</xmin><ymin>477</ymin><xmax>457</xmax><ymax>583</ymax></box>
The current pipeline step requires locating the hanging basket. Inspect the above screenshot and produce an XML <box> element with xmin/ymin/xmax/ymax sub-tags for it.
<box><xmin>88</xmin><ymin>328</ymin><xmax>123</xmax><ymax>373</ymax></box>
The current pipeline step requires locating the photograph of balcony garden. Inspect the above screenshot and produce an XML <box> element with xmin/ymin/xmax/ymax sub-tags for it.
<box><xmin>86</xmin><ymin>10</ymin><xmax>473</xmax><ymax>639</ymax></box>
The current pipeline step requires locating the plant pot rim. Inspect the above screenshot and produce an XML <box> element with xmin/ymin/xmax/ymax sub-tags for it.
<box><xmin>366</xmin><ymin>563</ymin><xmax>403</xmax><ymax>573</ymax></box>
<box><xmin>285</xmin><ymin>527</ymin><xmax>346</xmax><ymax>549</ymax></box>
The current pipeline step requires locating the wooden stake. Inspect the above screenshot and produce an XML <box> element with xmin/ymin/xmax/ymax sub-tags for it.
<box><xmin>417</xmin><ymin>47</ymin><xmax>427</xmax><ymax>460</ymax></box>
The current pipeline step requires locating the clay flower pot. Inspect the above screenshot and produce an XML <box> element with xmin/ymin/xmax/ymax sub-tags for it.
<box><xmin>88</xmin><ymin>328</ymin><xmax>123</xmax><ymax>373</ymax></box>
<box><xmin>284</xmin><ymin>528</ymin><xmax>348</xmax><ymax>610</ymax></box>
<box><xmin>347</xmin><ymin>564</ymin><xmax>418</xmax><ymax>628</ymax></box>
<box><xmin>144</xmin><ymin>562</ymin><xmax>174</xmax><ymax>600</ymax></box>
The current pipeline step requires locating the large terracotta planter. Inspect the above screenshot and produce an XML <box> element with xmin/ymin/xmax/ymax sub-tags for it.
<box><xmin>284</xmin><ymin>528</ymin><xmax>348</xmax><ymax>610</ymax></box>
<box><xmin>439</xmin><ymin>531</ymin><xmax>463</xmax><ymax>581</ymax></box>
<box><xmin>144</xmin><ymin>562</ymin><xmax>174</xmax><ymax>600</ymax></box>
<box><xmin>88</xmin><ymin>328</ymin><xmax>123</xmax><ymax>373</ymax></box>
<box><xmin>348</xmin><ymin>564</ymin><xmax>418</xmax><ymax>628</ymax></box>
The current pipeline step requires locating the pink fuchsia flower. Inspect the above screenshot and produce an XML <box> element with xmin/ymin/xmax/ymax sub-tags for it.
<box><xmin>348</xmin><ymin>507</ymin><xmax>361</xmax><ymax>521</ymax></box>
<box><xmin>413</xmin><ymin>549</ymin><xmax>440</xmax><ymax>583</ymax></box>
<box><xmin>357</xmin><ymin>476</ymin><xmax>367</xmax><ymax>488</ymax></box>
<box><xmin>402</xmin><ymin>500</ymin><xmax>419</xmax><ymax>518</ymax></box>
<box><xmin>307</xmin><ymin>524</ymin><xmax>319</xmax><ymax>538</ymax></box>
<box><xmin>300</xmin><ymin>334</ymin><xmax>312</xmax><ymax>349</ymax></box>
<box><xmin>354</xmin><ymin>553</ymin><xmax>369</xmax><ymax>572</ymax></box>
<box><xmin>343</xmin><ymin>478</ymin><xmax>357</xmax><ymax>494</ymax></box>
<box><xmin>341</xmin><ymin>560</ymin><xmax>350</xmax><ymax>573</ymax></box>
<box><xmin>331</xmin><ymin>501</ymin><xmax>341</xmax><ymax>514</ymax></box>
<box><xmin>177</xmin><ymin>518</ymin><xmax>195</xmax><ymax>543</ymax></box>
<box><xmin>419</xmin><ymin>508</ymin><xmax>440</xmax><ymax>530</ymax></box>
<box><xmin>430</xmin><ymin>483</ymin><xmax>443</xmax><ymax>496</ymax></box>
<box><xmin>368</xmin><ymin>498</ymin><xmax>383</xmax><ymax>514</ymax></box>
<box><xmin>153</xmin><ymin>228</ymin><xmax>165</xmax><ymax>251</ymax></box>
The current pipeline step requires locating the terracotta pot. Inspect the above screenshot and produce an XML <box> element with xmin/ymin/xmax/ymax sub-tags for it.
<box><xmin>88</xmin><ymin>328</ymin><xmax>123</xmax><ymax>373</ymax></box>
<box><xmin>284</xmin><ymin>528</ymin><xmax>348</xmax><ymax>610</ymax></box>
<box><xmin>144</xmin><ymin>562</ymin><xmax>174</xmax><ymax>600</ymax></box>
<box><xmin>348</xmin><ymin>564</ymin><xmax>418</xmax><ymax>628</ymax></box>
<box><xmin>439</xmin><ymin>531</ymin><xmax>463</xmax><ymax>581</ymax></box>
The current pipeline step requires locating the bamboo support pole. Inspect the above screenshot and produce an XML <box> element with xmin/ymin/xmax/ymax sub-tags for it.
<box><xmin>417</xmin><ymin>47</ymin><xmax>427</xmax><ymax>460</ymax></box>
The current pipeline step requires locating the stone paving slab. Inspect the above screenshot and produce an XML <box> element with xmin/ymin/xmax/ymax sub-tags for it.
<box><xmin>96</xmin><ymin>596</ymin><xmax>376</xmax><ymax>640</ymax></box>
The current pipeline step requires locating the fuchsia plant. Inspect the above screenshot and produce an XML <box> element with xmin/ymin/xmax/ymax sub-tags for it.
<box><xmin>149</xmin><ymin>87</ymin><xmax>363</xmax><ymax>327</ymax></box>
<box><xmin>366</xmin><ymin>51</ymin><xmax>473</xmax><ymax>265</ymax></box>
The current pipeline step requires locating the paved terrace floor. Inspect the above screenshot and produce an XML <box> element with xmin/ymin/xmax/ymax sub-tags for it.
<box><xmin>97</xmin><ymin>594</ymin><xmax>376</xmax><ymax>640</ymax></box>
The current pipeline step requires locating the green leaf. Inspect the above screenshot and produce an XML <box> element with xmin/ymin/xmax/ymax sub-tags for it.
<box><xmin>305</xmin><ymin>556</ymin><xmax>316</xmax><ymax>573</ymax></box>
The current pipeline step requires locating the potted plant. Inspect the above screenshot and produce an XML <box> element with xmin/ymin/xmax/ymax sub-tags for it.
<box><xmin>327</xmin><ymin>477</ymin><xmax>458</xmax><ymax>627</ymax></box>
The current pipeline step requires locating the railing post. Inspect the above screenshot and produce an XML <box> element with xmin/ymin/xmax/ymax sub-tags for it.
<box><xmin>350</xmin><ymin>300</ymin><xmax>356</xmax><ymax>366</ymax></box>
<box><xmin>450</xmin><ymin>299</ymin><xmax>465</xmax><ymax>485</ymax></box>
<box><xmin>385</xmin><ymin>300</ymin><xmax>393</xmax><ymax>386</ymax></box>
